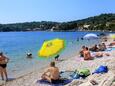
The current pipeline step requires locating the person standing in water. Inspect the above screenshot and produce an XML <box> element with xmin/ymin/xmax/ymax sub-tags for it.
<box><xmin>0</xmin><ymin>52</ymin><xmax>9</xmax><ymax>81</ymax></box>
<box><xmin>26</xmin><ymin>53</ymin><xmax>32</xmax><ymax>58</ymax></box>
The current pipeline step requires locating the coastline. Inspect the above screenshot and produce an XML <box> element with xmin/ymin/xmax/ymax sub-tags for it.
<box><xmin>2</xmin><ymin>49</ymin><xmax>115</xmax><ymax>86</ymax></box>
<box><xmin>1</xmin><ymin>39</ymin><xmax>115</xmax><ymax>86</ymax></box>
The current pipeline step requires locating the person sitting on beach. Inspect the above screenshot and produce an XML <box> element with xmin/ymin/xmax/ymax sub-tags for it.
<box><xmin>0</xmin><ymin>52</ymin><xmax>9</xmax><ymax>81</ymax></box>
<box><xmin>89</xmin><ymin>44</ymin><xmax>99</xmax><ymax>52</ymax></box>
<box><xmin>79</xmin><ymin>46</ymin><xmax>86</xmax><ymax>57</ymax></box>
<box><xmin>98</xmin><ymin>44</ymin><xmax>105</xmax><ymax>51</ymax></box>
<box><xmin>83</xmin><ymin>47</ymin><xmax>94</xmax><ymax>60</ymax></box>
<box><xmin>102</xmin><ymin>43</ymin><xmax>106</xmax><ymax>50</ymax></box>
<box><xmin>41</xmin><ymin>61</ymin><xmax>60</xmax><ymax>83</ymax></box>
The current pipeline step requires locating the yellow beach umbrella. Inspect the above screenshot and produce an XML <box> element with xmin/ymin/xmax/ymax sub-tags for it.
<box><xmin>110</xmin><ymin>34</ymin><xmax>115</xmax><ymax>39</ymax></box>
<box><xmin>38</xmin><ymin>38</ymin><xmax>65</xmax><ymax>58</ymax></box>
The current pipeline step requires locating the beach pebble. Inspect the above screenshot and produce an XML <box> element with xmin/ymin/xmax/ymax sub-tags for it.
<box><xmin>79</xmin><ymin>81</ymin><xmax>93</xmax><ymax>86</ymax></box>
<box><xmin>0</xmin><ymin>80</ymin><xmax>6</xmax><ymax>86</ymax></box>
<box><xmin>111</xmin><ymin>82</ymin><xmax>115</xmax><ymax>86</ymax></box>
<box><xmin>98</xmin><ymin>73</ymin><xmax>115</xmax><ymax>86</ymax></box>
<box><xmin>65</xmin><ymin>80</ymin><xmax>84</xmax><ymax>86</ymax></box>
<box><xmin>3</xmin><ymin>41</ymin><xmax>115</xmax><ymax>86</ymax></box>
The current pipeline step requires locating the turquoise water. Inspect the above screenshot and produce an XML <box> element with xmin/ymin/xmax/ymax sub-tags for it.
<box><xmin>0</xmin><ymin>31</ymin><xmax>107</xmax><ymax>78</ymax></box>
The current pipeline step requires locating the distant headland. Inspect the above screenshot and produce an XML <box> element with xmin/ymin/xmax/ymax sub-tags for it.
<box><xmin>0</xmin><ymin>13</ymin><xmax>115</xmax><ymax>32</ymax></box>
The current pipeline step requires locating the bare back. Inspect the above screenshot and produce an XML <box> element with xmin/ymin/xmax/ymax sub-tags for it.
<box><xmin>84</xmin><ymin>51</ymin><xmax>92</xmax><ymax>60</ymax></box>
<box><xmin>0</xmin><ymin>55</ymin><xmax>8</xmax><ymax>64</ymax></box>
<box><xmin>48</xmin><ymin>67</ymin><xmax>59</xmax><ymax>80</ymax></box>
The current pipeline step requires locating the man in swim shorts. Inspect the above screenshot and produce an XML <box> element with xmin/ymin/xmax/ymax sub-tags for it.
<box><xmin>41</xmin><ymin>61</ymin><xmax>60</xmax><ymax>83</ymax></box>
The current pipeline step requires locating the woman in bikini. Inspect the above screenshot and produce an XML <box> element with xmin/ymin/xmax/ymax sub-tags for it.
<box><xmin>0</xmin><ymin>52</ymin><xmax>9</xmax><ymax>81</ymax></box>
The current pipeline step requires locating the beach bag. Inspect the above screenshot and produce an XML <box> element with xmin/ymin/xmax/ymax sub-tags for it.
<box><xmin>78</xmin><ymin>69</ymin><xmax>90</xmax><ymax>77</ymax></box>
<box><xmin>92</xmin><ymin>65</ymin><xmax>108</xmax><ymax>74</ymax></box>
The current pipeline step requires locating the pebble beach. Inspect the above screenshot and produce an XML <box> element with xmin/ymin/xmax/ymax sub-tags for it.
<box><xmin>0</xmin><ymin>38</ymin><xmax>115</xmax><ymax>86</ymax></box>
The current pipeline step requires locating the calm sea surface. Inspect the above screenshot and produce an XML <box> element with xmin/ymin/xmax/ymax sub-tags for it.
<box><xmin>0</xmin><ymin>31</ymin><xmax>111</xmax><ymax>78</ymax></box>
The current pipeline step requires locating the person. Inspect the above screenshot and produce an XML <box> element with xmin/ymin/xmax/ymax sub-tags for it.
<box><xmin>109</xmin><ymin>42</ymin><xmax>115</xmax><ymax>46</ymax></box>
<box><xmin>98</xmin><ymin>44</ymin><xmax>105</xmax><ymax>51</ymax></box>
<box><xmin>54</xmin><ymin>54</ymin><xmax>60</xmax><ymax>61</ymax></box>
<box><xmin>89</xmin><ymin>44</ymin><xmax>99</xmax><ymax>52</ymax></box>
<box><xmin>26</xmin><ymin>53</ymin><xmax>32</xmax><ymax>58</ymax></box>
<box><xmin>0</xmin><ymin>52</ymin><xmax>9</xmax><ymax>81</ymax></box>
<box><xmin>81</xmin><ymin>38</ymin><xmax>84</xmax><ymax>40</ymax></box>
<box><xmin>83</xmin><ymin>47</ymin><xmax>94</xmax><ymax>60</ymax></box>
<box><xmin>41</xmin><ymin>62</ymin><xmax>60</xmax><ymax>83</ymax></box>
<box><xmin>95</xmin><ymin>52</ymin><xmax>103</xmax><ymax>57</ymax></box>
<box><xmin>97</xmin><ymin>43</ymin><xmax>106</xmax><ymax>51</ymax></box>
<box><xmin>79</xmin><ymin>46</ymin><xmax>86</xmax><ymax>57</ymax></box>
<box><xmin>101</xmin><ymin>43</ymin><xmax>106</xmax><ymax>50</ymax></box>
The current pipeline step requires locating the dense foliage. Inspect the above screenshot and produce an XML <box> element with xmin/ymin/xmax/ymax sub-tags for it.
<box><xmin>0</xmin><ymin>13</ymin><xmax>115</xmax><ymax>32</ymax></box>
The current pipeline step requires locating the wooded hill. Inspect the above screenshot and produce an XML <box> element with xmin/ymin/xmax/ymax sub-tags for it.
<box><xmin>0</xmin><ymin>13</ymin><xmax>115</xmax><ymax>32</ymax></box>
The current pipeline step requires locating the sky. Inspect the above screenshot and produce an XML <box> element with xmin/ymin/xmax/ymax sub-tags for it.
<box><xmin>0</xmin><ymin>0</ymin><xmax>115</xmax><ymax>24</ymax></box>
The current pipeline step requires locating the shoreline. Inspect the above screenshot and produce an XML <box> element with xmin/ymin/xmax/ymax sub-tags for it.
<box><xmin>7</xmin><ymin>38</ymin><xmax>101</xmax><ymax>79</ymax></box>
<box><xmin>1</xmin><ymin>38</ymin><xmax>115</xmax><ymax>86</ymax></box>
<box><xmin>3</xmin><ymin>48</ymin><xmax>115</xmax><ymax>86</ymax></box>
<box><xmin>1</xmin><ymin>54</ymin><xmax>75</xmax><ymax>86</ymax></box>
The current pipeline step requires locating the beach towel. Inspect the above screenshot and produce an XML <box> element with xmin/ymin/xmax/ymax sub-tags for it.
<box><xmin>70</xmin><ymin>72</ymin><xmax>80</xmax><ymax>79</ymax></box>
<box><xmin>37</xmin><ymin>79</ymin><xmax>72</xmax><ymax>86</ymax></box>
<box><xmin>106</xmin><ymin>48</ymin><xmax>112</xmax><ymax>51</ymax></box>
<box><xmin>60</xmin><ymin>71</ymin><xmax>80</xmax><ymax>79</ymax></box>
<box><xmin>111</xmin><ymin>47</ymin><xmax>115</xmax><ymax>50</ymax></box>
<box><xmin>60</xmin><ymin>71</ymin><xmax>74</xmax><ymax>79</ymax></box>
<box><xmin>92</xmin><ymin>65</ymin><xmax>108</xmax><ymax>74</ymax></box>
<box><xmin>78</xmin><ymin>69</ymin><xmax>90</xmax><ymax>78</ymax></box>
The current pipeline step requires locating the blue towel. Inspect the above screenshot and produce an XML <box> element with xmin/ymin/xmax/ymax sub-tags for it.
<box><xmin>37</xmin><ymin>79</ymin><xmax>72</xmax><ymax>86</ymax></box>
<box><xmin>60</xmin><ymin>71</ymin><xmax>74</xmax><ymax>79</ymax></box>
<box><xmin>106</xmin><ymin>48</ymin><xmax>112</xmax><ymax>51</ymax></box>
<box><xmin>111</xmin><ymin>47</ymin><xmax>115</xmax><ymax>50</ymax></box>
<box><xmin>70</xmin><ymin>72</ymin><xmax>80</xmax><ymax>79</ymax></box>
<box><xmin>92</xmin><ymin>65</ymin><xmax>108</xmax><ymax>74</ymax></box>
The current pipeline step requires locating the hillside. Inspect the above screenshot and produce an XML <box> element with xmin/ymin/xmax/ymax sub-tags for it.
<box><xmin>0</xmin><ymin>13</ymin><xmax>115</xmax><ymax>32</ymax></box>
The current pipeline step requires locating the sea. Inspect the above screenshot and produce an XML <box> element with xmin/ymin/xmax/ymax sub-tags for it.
<box><xmin>0</xmin><ymin>31</ymin><xmax>112</xmax><ymax>78</ymax></box>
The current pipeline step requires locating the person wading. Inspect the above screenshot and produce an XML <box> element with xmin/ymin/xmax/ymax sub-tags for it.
<box><xmin>0</xmin><ymin>52</ymin><xmax>9</xmax><ymax>81</ymax></box>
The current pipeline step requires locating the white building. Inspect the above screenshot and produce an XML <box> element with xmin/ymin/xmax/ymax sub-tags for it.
<box><xmin>83</xmin><ymin>24</ymin><xmax>90</xmax><ymax>28</ymax></box>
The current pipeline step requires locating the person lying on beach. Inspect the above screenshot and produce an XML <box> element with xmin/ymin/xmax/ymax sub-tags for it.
<box><xmin>83</xmin><ymin>47</ymin><xmax>94</xmax><ymax>60</ymax></box>
<box><xmin>89</xmin><ymin>44</ymin><xmax>99</xmax><ymax>52</ymax></box>
<box><xmin>98</xmin><ymin>43</ymin><xmax>106</xmax><ymax>51</ymax></box>
<box><xmin>108</xmin><ymin>42</ymin><xmax>115</xmax><ymax>46</ymax></box>
<box><xmin>0</xmin><ymin>52</ymin><xmax>9</xmax><ymax>81</ymax></box>
<box><xmin>41</xmin><ymin>61</ymin><xmax>60</xmax><ymax>83</ymax></box>
<box><xmin>92</xmin><ymin>52</ymin><xmax>103</xmax><ymax>57</ymax></box>
<box><xmin>79</xmin><ymin>46</ymin><xmax>86</xmax><ymax>57</ymax></box>
<box><xmin>91</xmin><ymin>52</ymin><xmax>110</xmax><ymax>58</ymax></box>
